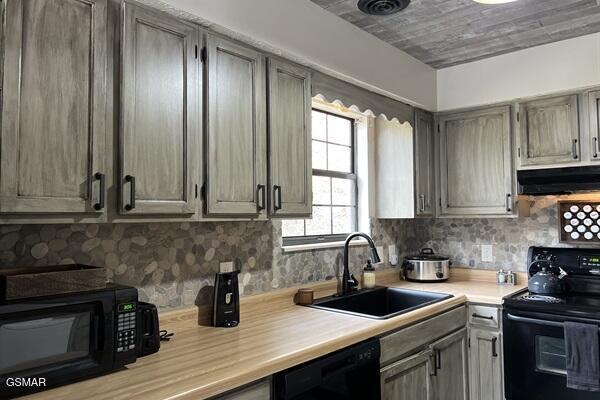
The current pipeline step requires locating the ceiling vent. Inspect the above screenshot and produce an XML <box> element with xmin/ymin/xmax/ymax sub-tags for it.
<box><xmin>357</xmin><ymin>0</ymin><xmax>410</xmax><ymax>15</ymax></box>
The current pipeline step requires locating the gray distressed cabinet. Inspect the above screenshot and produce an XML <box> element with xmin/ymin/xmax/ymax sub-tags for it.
<box><xmin>380</xmin><ymin>306</ymin><xmax>468</xmax><ymax>400</ymax></box>
<box><xmin>120</xmin><ymin>2</ymin><xmax>199</xmax><ymax>215</ymax></box>
<box><xmin>517</xmin><ymin>94</ymin><xmax>581</xmax><ymax>167</ymax></box>
<box><xmin>588</xmin><ymin>90</ymin><xmax>600</xmax><ymax>161</ymax></box>
<box><xmin>415</xmin><ymin>109</ymin><xmax>435</xmax><ymax>216</ymax></box>
<box><xmin>468</xmin><ymin>304</ymin><xmax>504</xmax><ymax>400</ymax></box>
<box><xmin>267</xmin><ymin>59</ymin><xmax>312</xmax><ymax>217</ymax></box>
<box><xmin>438</xmin><ymin>106</ymin><xmax>514</xmax><ymax>217</ymax></box>
<box><xmin>0</xmin><ymin>0</ymin><xmax>107</xmax><ymax>216</ymax></box>
<box><xmin>204</xmin><ymin>35</ymin><xmax>267</xmax><ymax>217</ymax></box>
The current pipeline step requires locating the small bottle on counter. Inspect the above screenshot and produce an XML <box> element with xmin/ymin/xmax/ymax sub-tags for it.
<box><xmin>362</xmin><ymin>260</ymin><xmax>376</xmax><ymax>289</ymax></box>
<box><xmin>497</xmin><ymin>268</ymin><xmax>506</xmax><ymax>284</ymax></box>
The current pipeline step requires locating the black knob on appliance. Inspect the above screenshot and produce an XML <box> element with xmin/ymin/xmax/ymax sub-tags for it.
<box><xmin>436</xmin><ymin>272</ymin><xmax>444</xmax><ymax>279</ymax></box>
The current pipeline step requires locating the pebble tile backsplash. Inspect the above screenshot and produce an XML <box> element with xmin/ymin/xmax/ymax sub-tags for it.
<box><xmin>1</xmin><ymin>195</ymin><xmax>596</xmax><ymax>310</ymax></box>
<box><xmin>0</xmin><ymin>219</ymin><xmax>413</xmax><ymax>310</ymax></box>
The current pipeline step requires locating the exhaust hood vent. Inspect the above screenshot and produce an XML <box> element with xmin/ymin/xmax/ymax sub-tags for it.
<box><xmin>357</xmin><ymin>0</ymin><xmax>410</xmax><ymax>15</ymax></box>
<box><xmin>518</xmin><ymin>166</ymin><xmax>600</xmax><ymax>195</ymax></box>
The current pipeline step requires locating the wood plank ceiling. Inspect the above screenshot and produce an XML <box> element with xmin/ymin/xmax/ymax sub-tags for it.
<box><xmin>310</xmin><ymin>0</ymin><xmax>600</xmax><ymax>68</ymax></box>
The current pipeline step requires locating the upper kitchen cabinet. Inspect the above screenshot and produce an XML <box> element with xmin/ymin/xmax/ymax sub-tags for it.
<box><xmin>414</xmin><ymin>110</ymin><xmax>435</xmax><ymax>217</ymax></box>
<box><xmin>517</xmin><ymin>94</ymin><xmax>581</xmax><ymax>167</ymax></box>
<box><xmin>0</xmin><ymin>0</ymin><xmax>107</xmax><ymax>217</ymax></box>
<box><xmin>267</xmin><ymin>59</ymin><xmax>312</xmax><ymax>217</ymax></box>
<box><xmin>204</xmin><ymin>35</ymin><xmax>267</xmax><ymax>217</ymax></box>
<box><xmin>588</xmin><ymin>90</ymin><xmax>600</xmax><ymax>161</ymax></box>
<box><xmin>120</xmin><ymin>2</ymin><xmax>199</xmax><ymax>215</ymax></box>
<box><xmin>438</xmin><ymin>106</ymin><xmax>514</xmax><ymax>217</ymax></box>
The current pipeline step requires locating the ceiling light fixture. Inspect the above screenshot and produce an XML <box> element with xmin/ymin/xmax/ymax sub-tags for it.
<box><xmin>472</xmin><ymin>0</ymin><xmax>518</xmax><ymax>4</ymax></box>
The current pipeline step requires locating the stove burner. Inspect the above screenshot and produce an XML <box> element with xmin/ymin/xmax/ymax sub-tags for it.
<box><xmin>521</xmin><ymin>294</ymin><xmax>562</xmax><ymax>303</ymax></box>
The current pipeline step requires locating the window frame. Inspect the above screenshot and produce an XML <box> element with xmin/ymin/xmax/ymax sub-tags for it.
<box><xmin>282</xmin><ymin>108</ymin><xmax>359</xmax><ymax>246</ymax></box>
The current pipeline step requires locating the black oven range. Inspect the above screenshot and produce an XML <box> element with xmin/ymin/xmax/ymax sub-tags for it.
<box><xmin>504</xmin><ymin>246</ymin><xmax>600</xmax><ymax>400</ymax></box>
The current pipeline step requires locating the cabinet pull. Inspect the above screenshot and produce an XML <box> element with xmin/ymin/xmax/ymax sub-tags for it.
<box><xmin>572</xmin><ymin>139</ymin><xmax>579</xmax><ymax>159</ymax></box>
<box><xmin>429</xmin><ymin>352</ymin><xmax>437</xmax><ymax>376</ymax></box>
<box><xmin>273</xmin><ymin>185</ymin><xmax>282</xmax><ymax>211</ymax></box>
<box><xmin>491</xmin><ymin>337</ymin><xmax>498</xmax><ymax>358</ymax></box>
<box><xmin>93</xmin><ymin>172</ymin><xmax>105</xmax><ymax>210</ymax></box>
<box><xmin>594</xmin><ymin>137</ymin><xmax>599</xmax><ymax>159</ymax></box>
<box><xmin>506</xmin><ymin>193</ymin><xmax>512</xmax><ymax>213</ymax></box>
<box><xmin>125</xmin><ymin>175</ymin><xmax>136</xmax><ymax>211</ymax></box>
<box><xmin>435</xmin><ymin>349</ymin><xmax>441</xmax><ymax>370</ymax></box>
<box><xmin>256</xmin><ymin>184</ymin><xmax>266</xmax><ymax>211</ymax></box>
<box><xmin>472</xmin><ymin>313</ymin><xmax>494</xmax><ymax>320</ymax></box>
<box><xmin>419</xmin><ymin>194</ymin><xmax>426</xmax><ymax>213</ymax></box>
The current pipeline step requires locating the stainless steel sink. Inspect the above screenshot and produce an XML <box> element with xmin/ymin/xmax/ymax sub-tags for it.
<box><xmin>309</xmin><ymin>286</ymin><xmax>453</xmax><ymax>320</ymax></box>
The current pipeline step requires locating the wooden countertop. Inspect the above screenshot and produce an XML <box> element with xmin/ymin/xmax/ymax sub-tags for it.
<box><xmin>24</xmin><ymin>268</ymin><xmax>525</xmax><ymax>400</ymax></box>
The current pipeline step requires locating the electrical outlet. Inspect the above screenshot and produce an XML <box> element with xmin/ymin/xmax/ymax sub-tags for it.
<box><xmin>481</xmin><ymin>245</ymin><xmax>493</xmax><ymax>262</ymax></box>
<box><xmin>219</xmin><ymin>261</ymin><xmax>233</xmax><ymax>273</ymax></box>
<box><xmin>376</xmin><ymin>246</ymin><xmax>384</xmax><ymax>263</ymax></box>
<box><xmin>388</xmin><ymin>245</ymin><xmax>397</xmax><ymax>257</ymax></box>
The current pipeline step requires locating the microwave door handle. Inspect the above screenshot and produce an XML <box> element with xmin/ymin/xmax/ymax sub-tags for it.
<box><xmin>507</xmin><ymin>313</ymin><xmax>600</xmax><ymax>331</ymax></box>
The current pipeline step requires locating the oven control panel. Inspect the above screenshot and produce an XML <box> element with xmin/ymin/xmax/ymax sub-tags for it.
<box><xmin>116</xmin><ymin>302</ymin><xmax>136</xmax><ymax>353</ymax></box>
<box><xmin>579</xmin><ymin>256</ymin><xmax>600</xmax><ymax>275</ymax></box>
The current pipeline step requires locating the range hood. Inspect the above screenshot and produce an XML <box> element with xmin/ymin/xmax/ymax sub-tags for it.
<box><xmin>518</xmin><ymin>166</ymin><xmax>600</xmax><ymax>195</ymax></box>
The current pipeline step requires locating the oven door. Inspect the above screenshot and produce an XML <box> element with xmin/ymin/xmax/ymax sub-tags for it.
<box><xmin>0</xmin><ymin>292</ymin><xmax>114</xmax><ymax>397</ymax></box>
<box><xmin>503</xmin><ymin>309</ymin><xmax>600</xmax><ymax>400</ymax></box>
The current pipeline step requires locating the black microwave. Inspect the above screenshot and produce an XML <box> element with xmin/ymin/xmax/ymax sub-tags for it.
<box><xmin>0</xmin><ymin>284</ymin><xmax>153</xmax><ymax>398</ymax></box>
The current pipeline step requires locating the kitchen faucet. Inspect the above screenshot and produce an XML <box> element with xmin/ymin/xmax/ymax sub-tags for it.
<box><xmin>341</xmin><ymin>232</ymin><xmax>381</xmax><ymax>296</ymax></box>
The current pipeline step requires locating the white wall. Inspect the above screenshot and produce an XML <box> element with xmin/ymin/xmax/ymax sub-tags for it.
<box><xmin>437</xmin><ymin>33</ymin><xmax>600</xmax><ymax>111</ymax></box>
<box><xmin>158</xmin><ymin>0</ymin><xmax>437</xmax><ymax>110</ymax></box>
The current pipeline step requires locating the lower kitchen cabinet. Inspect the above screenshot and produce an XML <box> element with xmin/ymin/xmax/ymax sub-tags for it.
<box><xmin>380</xmin><ymin>306</ymin><xmax>469</xmax><ymax>400</ymax></box>
<box><xmin>468</xmin><ymin>328</ymin><xmax>503</xmax><ymax>400</ymax></box>
<box><xmin>212</xmin><ymin>379</ymin><xmax>271</xmax><ymax>400</ymax></box>
<box><xmin>381</xmin><ymin>349</ymin><xmax>434</xmax><ymax>400</ymax></box>
<box><xmin>431</xmin><ymin>329</ymin><xmax>469</xmax><ymax>400</ymax></box>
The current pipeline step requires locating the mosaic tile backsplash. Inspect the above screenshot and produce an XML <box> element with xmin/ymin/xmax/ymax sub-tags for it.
<box><xmin>0</xmin><ymin>219</ymin><xmax>413</xmax><ymax>311</ymax></box>
<box><xmin>409</xmin><ymin>195</ymin><xmax>600</xmax><ymax>272</ymax></box>
<box><xmin>1</xmin><ymin>195</ymin><xmax>595</xmax><ymax>311</ymax></box>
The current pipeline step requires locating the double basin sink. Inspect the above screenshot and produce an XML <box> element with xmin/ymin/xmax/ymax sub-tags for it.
<box><xmin>309</xmin><ymin>286</ymin><xmax>453</xmax><ymax>320</ymax></box>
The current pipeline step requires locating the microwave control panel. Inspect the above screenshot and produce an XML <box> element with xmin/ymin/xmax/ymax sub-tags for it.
<box><xmin>116</xmin><ymin>302</ymin><xmax>136</xmax><ymax>353</ymax></box>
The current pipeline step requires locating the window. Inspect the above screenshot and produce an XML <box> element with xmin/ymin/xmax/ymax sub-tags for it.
<box><xmin>282</xmin><ymin>109</ymin><xmax>358</xmax><ymax>246</ymax></box>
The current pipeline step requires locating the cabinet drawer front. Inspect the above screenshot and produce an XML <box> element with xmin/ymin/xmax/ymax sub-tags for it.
<box><xmin>468</xmin><ymin>305</ymin><xmax>500</xmax><ymax>329</ymax></box>
<box><xmin>214</xmin><ymin>379</ymin><xmax>270</xmax><ymax>400</ymax></box>
<box><xmin>380</xmin><ymin>306</ymin><xmax>467</xmax><ymax>366</ymax></box>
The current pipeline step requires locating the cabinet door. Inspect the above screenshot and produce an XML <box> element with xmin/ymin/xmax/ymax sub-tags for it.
<box><xmin>415</xmin><ymin>110</ymin><xmax>434</xmax><ymax>216</ymax></box>
<box><xmin>205</xmin><ymin>35</ymin><xmax>266</xmax><ymax>216</ymax></box>
<box><xmin>267</xmin><ymin>59</ymin><xmax>312</xmax><ymax>217</ymax></box>
<box><xmin>381</xmin><ymin>349</ymin><xmax>434</xmax><ymax>400</ymax></box>
<box><xmin>0</xmin><ymin>0</ymin><xmax>107</xmax><ymax>215</ymax></box>
<box><xmin>439</xmin><ymin>106</ymin><xmax>514</xmax><ymax>216</ymax></box>
<box><xmin>588</xmin><ymin>90</ymin><xmax>600</xmax><ymax>161</ymax></box>
<box><xmin>518</xmin><ymin>94</ymin><xmax>580</xmax><ymax>166</ymax></box>
<box><xmin>121</xmin><ymin>3</ymin><xmax>198</xmax><ymax>215</ymax></box>
<box><xmin>468</xmin><ymin>329</ymin><xmax>503</xmax><ymax>400</ymax></box>
<box><xmin>431</xmin><ymin>329</ymin><xmax>469</xmax><ymax>400</ymax></box>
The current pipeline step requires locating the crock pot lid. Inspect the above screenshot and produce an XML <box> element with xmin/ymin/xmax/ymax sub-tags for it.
<box><xmin>406</xmin><ymin>254</ymin><xmax>449</xmax><ymax>261</ymax></box>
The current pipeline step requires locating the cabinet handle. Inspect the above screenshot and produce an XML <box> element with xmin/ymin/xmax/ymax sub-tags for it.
<box><xmin>506</xmin><ymin>193</ymin><xmax>512</xmax><ymax>213</ymax></box>
<box><xmin>419</xmin><ymin>194</ymin><xmax>426</xmax><ymax>213</ymax></box>
<box><xmin>472</xmin><ymin>313</ymin><xmax>494</xmax><ymax>320</ymax></box>
<box><xmin>93</xmin><ymin>172</ymin><xmax>105</xmax><ymax>210</ymax></box>
<box><xmin>491</xmin><ymin>337</ymin><xmax>498</xmax><ymax>358</ymax></box>
<box><xmin>429</xmin><ymin>352</ymin><xmax>437</xmax><ymax>376</ymax></box>
<box><xmin>256</xmin><ymin>184</ymin><xmax>266</xmax><ymax>211</ymax></box>
<box><xmin>436</xmin><ymin>349</ymin><xmax>441</xmax><ymax>370</ymax></box>
<box><xmin>594</xmin><ymin>137</ymin><xmax>599</xmax><ymax>159</ymax></box>
<box><xmin>273</xmin><ymin>185</ymin><xmax>282</xmax><ymax>211</ymax></box>
<box><xmin>125</xmin><ymin>175</ymin><xmax>136</xmax><ymax>211</ymax></box>
<box><xmin>572</xmin><ymin>139</ymin><xmax>579</xmax><ymax>159</ymax></box>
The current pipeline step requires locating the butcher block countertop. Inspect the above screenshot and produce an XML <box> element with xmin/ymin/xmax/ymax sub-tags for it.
<box><xmin>25</xmin><ymin>267</ymin><xmax>526</xmax><ymax>400</ymax></box>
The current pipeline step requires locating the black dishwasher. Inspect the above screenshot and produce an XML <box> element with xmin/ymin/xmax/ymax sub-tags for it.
<box><xmin>273</xmin><ymin>338</ymin><xmax>381</xmax><ymax>400</ymax></box>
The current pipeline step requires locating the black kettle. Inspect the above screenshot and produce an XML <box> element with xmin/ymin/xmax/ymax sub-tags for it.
<box><xmin>528</xmin><ymin>266</ymin><xmax>565</xmax><ymax>295</ymax></box>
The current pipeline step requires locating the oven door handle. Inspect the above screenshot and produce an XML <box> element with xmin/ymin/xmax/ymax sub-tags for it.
<box><xmin>507</xmin><ymin>313</ymin><xmax>600</xmax><ymax>331</ymax></box>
